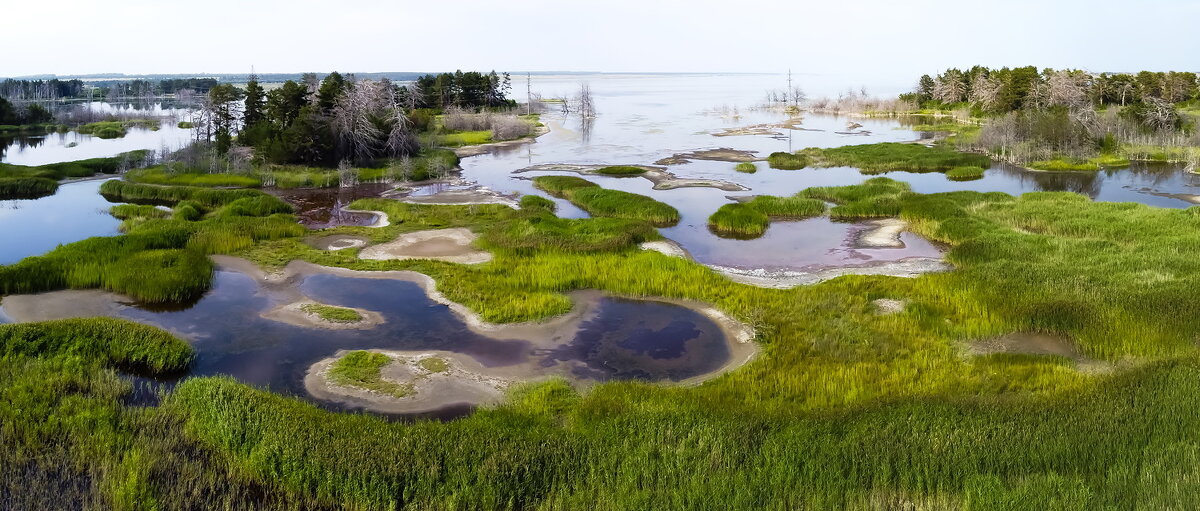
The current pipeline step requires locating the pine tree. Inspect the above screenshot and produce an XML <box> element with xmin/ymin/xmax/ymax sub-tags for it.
<box><xmin>243</xmin><ymin>74</ymin><xmax>265</xmax><ymax>127</ymax></box>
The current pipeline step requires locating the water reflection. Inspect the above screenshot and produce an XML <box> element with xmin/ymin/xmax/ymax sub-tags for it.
<box><xmin>0</xmin><ymin>179</ymin><xmax>124</xmax><ymax>264</ymax></box>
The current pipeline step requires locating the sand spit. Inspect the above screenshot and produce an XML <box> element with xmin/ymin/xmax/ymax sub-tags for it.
<box><xmin>515</xmin><ymin>163</ymin><xmax>749</xmax><ymax>192</ymax></box>
<box><xmin>854</xmin><ymin>219</ymin><xmax>908</xmax><ymax>249</ymax></box>
<box><xmin>654</xmin><ymin>148</ymin><xmax>761</xmax><ymax>165</ymax></box>
<box><xmin>712</xmin><ymin>257</ymin><xmax>952</xmax><ymax>289</ymax></box>
<box><xmin>639</xmin><ymin>240</ymin><xmax>691</xmax><ymax>259</ymax></box>
<box><xmin>358</xmin><ymin>228</ymin><xmax>493</xmax><ymax>264</ymax></box>
<box><xmin>306</xmin><ymin>349</ymin><xmax>513</xmax><ymax>414</ymax></box>
<box><xmin>453</xmin><ymin>125</ymin><xmax>551</xmax><ymax>158</ymax></box>
<box><xmin>261</xmin><ymin>301</ymin><xmax>385</xmax><ymax>330</ymax></box>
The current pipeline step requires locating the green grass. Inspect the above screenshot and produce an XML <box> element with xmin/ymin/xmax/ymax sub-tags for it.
<box><xmin>708</xmin><ymin>195</ymin><xmax>826</xmax><ymax>238</ymax></box>
<box><xmin>327</xmin><ymin>351</ymin><xmax>412</xmax><ymax>397</ymax></box>
<box><xmin>1028</xmin><ymin>155</ymin><xmax>1131</xmax><ymax>172</ymax></box>
<box><xmin>125</xmin><ymin>167</ymin><xmax>263</xmax><ymax>188</ymax></box>
<box><xmin>13</xmin><ymin>173</ymin><xmax>1200</xmax><ymax>507</ymax></box>
<box><xmin>735</xmin><ymin>162</ymin><xmax>757</xmax><ymax>173</ymax></box>
<box><xmin>300</xmin><ymin>303</ymin><xmax>363</xmax><ymax>323</ymax></box>
<box><xmin>945</xmin><ymin>166</ymin><xmax>986</xmax><ymax>181</ymax></box>
<box><xmin>533</xmin><ymin>176</ymin><xmax>680</xmax><ymax>227</ymax></box>
<box><xmin>799</xmin><ymin>142</ymin><xmax>991</xmax><ymax>175</ymax></box>
<box><xmin>1</xmin><ymin>182</ymin><xmax>303</xmax><ymax>303</ymax></box>
<box><xmin>766</xmin><ymin>151</ymin><xmax>808</xmax><ymax>170</ymax></box>
<box><xmin>594</xmin><ymin>166</ymin><xmax>647</xmax><ymax>176</ymax></box>
<box><xmin>78</xmin><ymin>121</ymin><xmax>127</xmax><ymax>139</ymax></box>
<box><xmin>437</xmin><ymin>130</ymin><xmax>492</xmax><ymax>147</ymax></box>
<box><xmin>110</xmin><ymin>204</ymin><xmax>169</xmax><ymax>221</ymax></box>
<box><xmin>0</xmin><ymin>151</ymin><xmax>150</xmax><ymax>185</ymax></box>
<box><xmin>417</xmin><ymin>357</ymin><xmax>449</xmax><ymax>373</ymax></box>
<box><xmin>0</xmin><ymin>317</ymin><xmax>193</xmax><ymax>374</ymax></box>
<box><xmin>177</xmin><ymin>121</ymin><xmax>194</xmax><ymax>129</ymax></box>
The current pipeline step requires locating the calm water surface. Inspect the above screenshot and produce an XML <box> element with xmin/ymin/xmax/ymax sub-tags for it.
<box><xmin>0</xmin><ymin>179</ymin><xmax>124</xmax><ymax>264</ymax></box>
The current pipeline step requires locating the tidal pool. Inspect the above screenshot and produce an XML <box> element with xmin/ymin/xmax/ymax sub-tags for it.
<box><xmin>269</xmin><ymin>183</ymin><xmax>395</xmax><ymax>228</ymax></box>
<box><xmin>0</xmin><ymin>260</ymin><xmax>747</xmax><ymax>416</ymax></box>
<box><xmin>0</xmin><ymin>179</ymin><xmax>124</xmax><ymax>264</ymax></box>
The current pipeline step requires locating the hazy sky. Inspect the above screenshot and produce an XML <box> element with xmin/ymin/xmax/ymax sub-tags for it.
<box><xmin>4</xmin><ymin>0</ymin><xmax>1198</xmax><ymax>86</ymax></box>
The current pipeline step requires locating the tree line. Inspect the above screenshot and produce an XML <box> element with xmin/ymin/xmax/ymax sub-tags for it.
<box><xmin>0</xmin><ymin>96</ymin><xmax>53</xmax><ymax>125</ymax></box>
<box><xmin>1</xmin><ymin>77</ymin><xmax>223</xmax><ymax>101</ymax></box>
<box><xmin>199</xmin><ymin>70</ymin><xmax>512</xmax><ymax>166</ymax></box>
<box><xmin>906</xmin><ymin>66</ymin><xmax>1199</xmax><ymax>114</ymax></box>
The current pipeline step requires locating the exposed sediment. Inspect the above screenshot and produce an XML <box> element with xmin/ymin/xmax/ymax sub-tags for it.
<box><xmin>358</xmin><ymin>228</ymin><xmax>493</xmax><ymax>264</ymax></box>
<box><xmin>712</xmin><ymin>258</ymin><xmax>952</xmax><ymax>289</ymax></box>
<box><xmin>515</xmin><ymin>163</ymin><xmax>749</xmax><ymax>192</ymax></box>
<box><xmin>654</xmin><ymin>148</ymin><xmax>761</xmax><ymax>165</ymax></box>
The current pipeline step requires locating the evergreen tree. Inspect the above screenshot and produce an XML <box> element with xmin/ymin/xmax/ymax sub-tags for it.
<box><xmin>243</xmin><ymin>74</ymin><xmax>265</xmax><ymax>127</ymax></box>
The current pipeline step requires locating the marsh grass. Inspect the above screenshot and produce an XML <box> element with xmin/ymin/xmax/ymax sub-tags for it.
<box><xmin>1028</xmin><ymin>155</ymin><xmax>1131</xmax><ymax>171</ymax></box>
<box><xmin>0</xmin><ymin>176</ymin><xmax>58</xmax><ymax>199</ymax></box>
<box><xmin>11</xmin><ymin>176</ymin><xmax>1200</xmax><ymax>508</ymax></box>
<box><xmin>735</xmin><ymin>162</ymin><xmax>757</xmax><ymax>173</ymax></box>
<box><xmin>328</xmin><ymin>351</ymin><xmax>412</xmax><ymax>397</ymax></box>
<box><xmin>533</xmin><ymin>176</ymin><xmax>680</xmax><ymax>226</ymax></box>
<box><xmin>417</xmin><ymin>357</ymin><xmax>449</xmax><ymax>373</ymax></box>
<box><xmin>300</xmin><ymin>303</ymin><xmax>362</xmax><ymax>323</ymax></box>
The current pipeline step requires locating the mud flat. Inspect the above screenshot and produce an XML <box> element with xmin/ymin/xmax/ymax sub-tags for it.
<box><xmin>711</xmin><ymin>119</ymin><xmax>814</xmax><ymax>137</ymax></box>
<box><xmin>967</xmin><ymin>332</ymin><xmax>1111</xmax><ymax>372</ymax></box>
<box><xmin>516</xmin><ymin>163</ymin><xmax>749</xmax><ymax>192</ymax></box>
<box><xmin>712</xmin><ymin>257</ymin><xmax>952</xmax><ymax>289</ymax></box>
<box><xmin>307</xmin><ymin>234</ymin><xmax>370</xmax><ymax>251</ymax></box>
<box><xmin>453</xmin><ymin>125</ymin><xmax>551</xmax><ymax>158</ymax></box>
<box><xmin>261</xmin><ymin>300</ymin><xmax>385</xmax><ymax>330</ymax></box>
<box><xmin>341</xmin><ymin>208</ymin><xmax>389</xmax><ymax>227</ymax></box>
<box><xmin>358</xmin><ymin>228</ymin><xmax>493</xmax><ymax>264</ymax></box>
<box><xmin>306</xmin><ymin>350</ymin><xmax>513</xmax><ymax>414</ymax></box>
<box><xmin>396</xmin><ymin>188</ymin><xmax>520</xmax><ymax>208</ymax></box>
<box><xmin>654</xmin><ymin>148</ymin><xmax>761</xmax><ymax>165</ymax></box>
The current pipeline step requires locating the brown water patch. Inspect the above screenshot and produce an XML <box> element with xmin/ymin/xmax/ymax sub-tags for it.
<box><xmin>969</xmin><ymin>332</ymin><xmax>1082</xmax><ymax>359</ymax></box>
<box><xmin>306</xmin><ymin>235</ymin><xmax>370</xmax><ymax>251</ymax></box>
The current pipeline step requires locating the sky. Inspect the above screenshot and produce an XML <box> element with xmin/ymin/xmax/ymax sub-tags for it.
<box><xmin>3</xmin><ymin>0</ymin><xmax>1198</xmax><ymax>88</ymax></box>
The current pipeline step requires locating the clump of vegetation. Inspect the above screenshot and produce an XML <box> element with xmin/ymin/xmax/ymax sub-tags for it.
<box><xmin>177</xmin><ymin>121</ymin><xmax>194</xmax><ymax>129</ymax></box>
<box><xmin>799</xmin><ymin>142</ymin><xmax>991</xmax><ymax>174</ymax></box>
<box><xmin>1028</xmin><ymin>155</ymin><xmax>1131</xmax><ymax>172</ymax></box>
<box><xmin>945</xmin><ymin>166</ymin><xmax>986</xmax><ymax>180</ymax></box>
<box><xmin>1</xmin><ymin>182</ymin><xmax>302</xmax><ymax>302</ymax></box>
<box><xmin>595</xmin><ymin>166</ymin><xmax>647</xmax><ymax>176</ymax></box>
<box><xmin>533</xmin><ymin>176</ymin><xmax>679</xmax><ymax>226</ymax></box>
<box><xmin>708</xmin><ymin>195</ymin><xmax>826</xmax><ymax>238</ymax></box>
<box><xmin>767</xmin><ymin>151</ymin><xmax>809</xmax><ymax>170</ymax></box>
<box><xmin>77</xmin><ymin>120</ymin><xmax>157</xmax><ymax>139</ymax></box>
<box><xmin>519</xmin><ymin>194</ymin><xmax>556</xmax><ymax>212</ymax></box>
<box><xmin>800</xmin><ymin>177</ymin><xmax>912</xmax><ymax>219</ymax></box>
<box><xmin>327</xmin><ymin>351</ymin><xmax>412</xmax><ymax>397</ymax></box>
<box><xmin>300</xmin><ymin>303</ymin><xmax>363</xmax><ymax>323</ymax></box>
<box><xmin>0</xmin><ymin>151</ymin><xmax>150</xmax><ymax>196</ymax></box>
<box><xmin>735</xmin><ymin>162</ymin><xmax>757</xmax><ymax>173</ymax></box>
<box><xmin>0</xmin><ymin>176</ymin><xmax>58</xmax><ymax>199</ymax></box>
<box><xmin>417</xmin><ymin>357</ymin><xmax>449</xmax><ymax>373</ymax></box>
<box><xmin>110</xmin><ymin>204</ymin><xmax>169</xmax><ymax>221</ymax></box>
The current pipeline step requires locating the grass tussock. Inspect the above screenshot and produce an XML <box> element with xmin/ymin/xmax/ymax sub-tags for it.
<box><xmin>594</xmin><ymin>166</ymin><xmax>647</xmax><ymax>176</ymax></box>
<box><xmin>945</xmin><ymin>166</ymin><xmax>986</xmax><ymax>181</ymax></box>
<box><xmin>300</xmin><ymin>303</ymin><xmax>362</xmax><ymax>323</ymax></box>
<box><xmin>533</xmin><ymin>176</ymin><xmax>680</xmax><ymax>226</ymax></box>
<box><xmin>799</xmin><ymin>142</ymin><xmax>991</xmax><ymax>175</ymax></box>
<box><xmin>125</xmin><ymin>167</ymin><xmax>263</xmax><ymax>188</ymax></box>
<box><xmin>767</xmin><ymin>151</ymin><xmax>809</xmax><ymax>170</ymax></box>
<box><xmin>0</xmin><ymin>176</ymin><xmax>58</xmax><ymax>199</ymax></box>
<box><xmin>735</xmin><ymin>162</ymin><xmax>757</xmax><ymax>173</ymax></box>
<box><xmin>708</xmin><ymin>195</ymin><xmax>827</xmax><ymax>238</ymax></box>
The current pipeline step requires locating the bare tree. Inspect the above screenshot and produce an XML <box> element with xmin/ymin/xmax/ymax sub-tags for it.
<box><xmin>968</xmin><ymin>74</ymin><xmax>1001</xmax><ymax>111</ymax></box>
<box><xmin>331</xmin><ymin>79</ymin><xmax>416</xmax><ymax>163</ymax></box>
<box><xmin>577</xmin><ymin>82</ymin><xmax>596</xmax><ymax>118</ymax></box>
